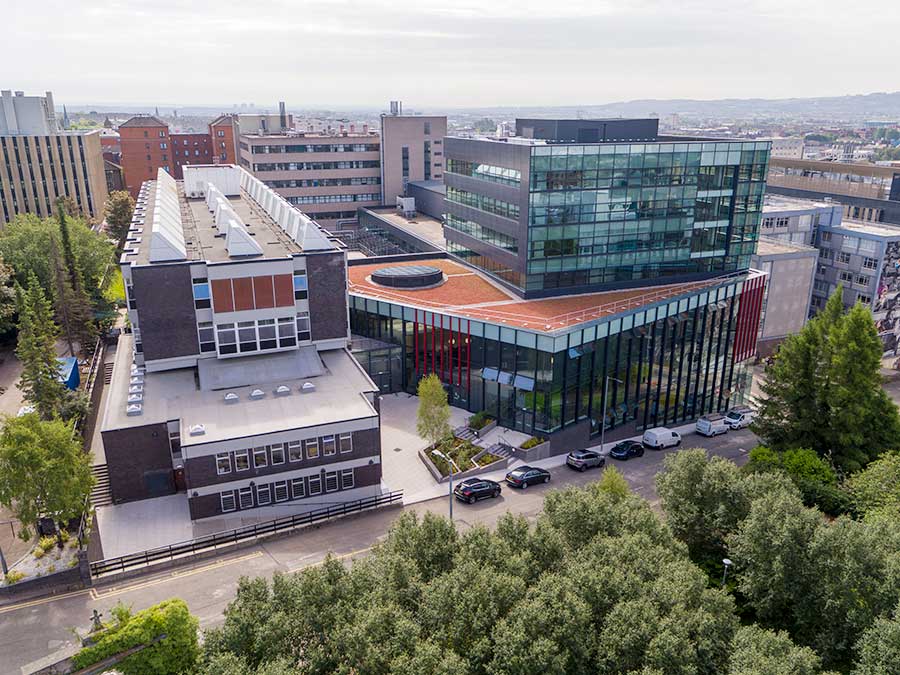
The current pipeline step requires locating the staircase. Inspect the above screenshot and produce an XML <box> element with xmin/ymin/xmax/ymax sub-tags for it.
<box><xmin>90</xmin><ymin>464</ymin><xmax>113</xmax><ymax>507</ymax></box>
<box><xmin>103</xmin><ymin>362</ymin><xmax>114</xmax><ymax>385</ymax></box>
<box><xmin>484</xmin><ymin>442</ymin><xmax>514</xmax><ymax>459</ymax></box>
<box><xmin>453</xmin><ymin>426</ymin><xmax>478</xmax><ymax>443</ymax></box>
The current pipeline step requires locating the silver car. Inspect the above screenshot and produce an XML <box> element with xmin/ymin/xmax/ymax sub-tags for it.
<box><xmin>566</xmin><ymin>450</ymin><xmax>606</xmax><ymax>472</ymax></box>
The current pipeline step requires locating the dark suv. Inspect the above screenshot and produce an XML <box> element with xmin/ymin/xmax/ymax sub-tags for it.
<box><xmin>609</xmin><ymin>440</ymin><xmax>645</xmax><ymax>461</ymax></box>
<box><xmin>453</xmin><ymin>478</ymin><xmax>502</xmax><ymax>504</ymax></box>
<box><xmin>566</xmin><ymin>450</ymin><xmax>606</xmax><ymax>472</ymax></box>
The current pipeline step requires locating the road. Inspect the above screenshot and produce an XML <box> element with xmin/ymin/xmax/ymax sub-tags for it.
<box><xmin>0</xmin><ymin>429</ymin><xmax>756</xmax><ymax>674</ymax></box>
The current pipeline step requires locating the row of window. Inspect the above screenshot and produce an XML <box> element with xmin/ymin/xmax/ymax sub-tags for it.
<box><xmin>265</xmin><ymin>177</ymin><xmax>381</xmax><ymax>188</ymax></box>
<box><xmin>446</xmin><ymin>186</ymin><xmax>520</xmax><ymax>220</ymax></box>
<box><xmin>191</xmin><ymin>272</ymin><xmax>307</xmax><ymax>310</ymax></box>
<box><xmin>445</xmin><ymin>214</ymin><xmax>519</xmax><ymax>252</ymax></box>
<box><xmin>250</xmin><ymin>143</ymin><xmax>380</xmax><ymax>154</ymax></box>
<box><xmin>445</xmin><ymin>158</ymin><xmax>521</xmax><ymax>186</ymax></box>
<box><xmin>762</xmin><ymin>216</ymin><xmax>790</xmax><ymax>229</ymax></box>
<box><xmin>210</xmin><ymin>314</ymin><xmax>310</xmax><ymax>355</ymax></box>
<box><xmin>215</xmin><ymin>433</ymin><xmax>354</xmax><ymax>475</ymax></box>
<box><xmin>837</xmin><ymin>271</ymin><xmax>872</xmax><ymax>287</ymax></box>
<box><xmin>288</xmin><ymin>193</ymin><xmax>380</xmax><ymax>205</ymax></box>
<box><xmin>252</xmin><ymin>161</ymin><xmax>380</xmax><ymax>171</ymax></box>
<box><xmin>219</xmin><ymin>468</ymin><xmax>355</xmax><ymax>512</ymax></box>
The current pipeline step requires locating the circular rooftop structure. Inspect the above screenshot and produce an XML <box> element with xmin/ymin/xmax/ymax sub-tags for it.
<box><xmin>371</xmin><ymin>265</ymin><xmax>444</xmax><ymax>289</ymax></box>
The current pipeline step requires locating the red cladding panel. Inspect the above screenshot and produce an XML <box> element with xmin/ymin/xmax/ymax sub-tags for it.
<box><xmin>211</xmin><ymin>279</ymin><xmax>234</xmax><ymax>312</ymax></box>
<box><xmin>253</xmin><ymin>275</ymin><xmax>275</xmax><ymax>309</ymax></box>
<box><xmin>232</xmin><ymin>277</ymin><xmax>254</xmax><ymax>311</ymax></box>
<box><xmin>732</xmin><ymin>275</ymin><xmax>767</xmax><ymax>363</ymax></box>
<box><xmin>273</xmin><ymin>274</ymin><xmax>294</xmax><ymax>307</ymax></box>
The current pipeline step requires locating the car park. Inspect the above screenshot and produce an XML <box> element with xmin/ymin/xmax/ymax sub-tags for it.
<box><xmin>566</xmin><ymin>450</ymin><xmax>606</xmax><ymax>472</ymax></box>
<box><xmin>641</xmin><ymin>427</ymin><xmax>682</xmax><ymax>449</ymax></box>
<box><xmin>609</xmin><ymin>440</ymin><xmax>645</xmax><ymax>461</ymax></box>
<box><xmin>505</xmin><ymin>466</ymin><xmax>551</xmax><ymax>488</ymax></box>
<box><xmin>696</xmin><ymin>413</ymin><xmax>729</xmax><ymax>437</ymax></box>
<box><xmin>725</xmin><ymin>406</ymin><xmax>755</xmax><ymax>429</ymax></box>
<box><xmin>453</xmin><ymin>478</ymin><xmax>502</xmax><ymax>504</ymax></box>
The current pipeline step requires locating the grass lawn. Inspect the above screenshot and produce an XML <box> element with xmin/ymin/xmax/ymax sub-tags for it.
<box><xmin>103</xmin><ymin>267</ymin><xmax>126</xmax><ymax>305</ymax></box>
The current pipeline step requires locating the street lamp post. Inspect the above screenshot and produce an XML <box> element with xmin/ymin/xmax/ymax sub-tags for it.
<box><xmin>722</xmin><ymin>557</ymin><xmax>733</xmax><ymax>588</ymax></box>
<box><xmin>599</xmin><ymin>376</ymin><xmax>624</xmax><ymax>454</ymax></box>
<box><xmin>431</xmin><ymin>449</ymin><xmax>454</xmax><ymax>521</ymax></box>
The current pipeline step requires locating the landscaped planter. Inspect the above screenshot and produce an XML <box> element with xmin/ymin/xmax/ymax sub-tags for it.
<box><xmin>418</xmin><ymin>443</ymin><xmax>511</xmax><ymax>484</ymax></box>
<box><xmin>468</xmin><ymin>418</ymin><xmax>497</xmax><ymax>438</ymax></box>
<box><xmin>514</xmin><ymin>439</ymin><xmax>552</xmax><ymax>462</ymax></box>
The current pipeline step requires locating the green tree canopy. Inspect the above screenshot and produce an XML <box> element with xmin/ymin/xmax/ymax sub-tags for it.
<box><xmin>104</xmin><ymin>190</ymin><xmax>136</xmax><ymax>245</ymax></box>
<box><xmin>847</xmin><ymin>451</ymin><xmax>900</xmax><ymax>515</ymax></box>
<box><xmin>753</xmin><ymin>291</ymin><xmax>900</xmax><ymax>472</ymax></box>
<box><xmin>416</xmin><ymin>374</ymin><xmax>451</xmax><ymax>449</ymax></box>
<box><xmin>852</xmin><ymin>603</ymin><xmax>900</xmax><ymax>675</ymax></box>
<box><xmin>15</xmin><ymin>277</ymin><xmax>66</xmax><ymax>419</ymax></box>
<box><xmin>727</xmin><ymin>625</ymin><xmax>822</xmax><ymax>675</ymax></box>
<box><xmin>0</xmin><ymin>414</ymin><xmax>92</xmax><ymax>540</ymax></box>
<box><xmin>0</xmin><ymin>257</ymin><xmax>18</xmax><ymax>336</ymax></box>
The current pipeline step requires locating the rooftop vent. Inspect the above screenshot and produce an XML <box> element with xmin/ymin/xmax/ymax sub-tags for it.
<box><xmin>130</xmin><ymin>376</ymin><xmax>144</xmax><ymax>386</ymax></box>
<box><xmin>224</xmin><ymin>392</ymin><xmax>239</xmax><ymax>404</ymax></box>
<box><xmin>301</xmin><ymin>382</ymin><xmax>316</xmax><ymax>394</ymax></box>
<box><xmin>371</xmin><ymin>265</ymin><xmax>444</xmax><ymax>289</ymax></box>
<box><xmin>189</xmin><ymin>424</ymin><xmax>206</xmax><ymax>436</ymax></box>
<box><xmin>127</xmin><ymin>393</ymin><xmax>143</xmax><ymax>403</ymax></box>
<box><xmin>126</xmin><ymin>403</ymin><xmax>143</xmax><ymax>416</ymax></box>
<box><xmin>249</xmin><ymin>388</ymin><xmax>265</xmax><ymax>400</ymax></box>
<box><xmin>274</xmin><ymin>385</ymin><xmax>291</xmax><ymax>397</ymax></box>
<box><xmin>128</xmin><ymin>384</ymin><xmax>143</xmax><ymax>394</ymax></box>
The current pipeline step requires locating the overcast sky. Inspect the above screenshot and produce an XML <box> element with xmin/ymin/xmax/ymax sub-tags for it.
<box><xmin>4</xmin><ymin>0</ymin><xmax>898</xmax><ymax>109</ymax></box>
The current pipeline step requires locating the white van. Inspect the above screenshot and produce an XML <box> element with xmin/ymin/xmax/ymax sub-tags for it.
<box><xmin>642</xmin><ymin>427</ymin><xmax>682</xmax><ymax>449</ymax></box>
<box><xmin>725</xmin><ymin>406</ymin><xmax>755</xmax><ymax>430</ymax></box>
<box><xmin>696</xmin><ymin>413</ymin><xmax>729</xmax><ymax>437</ymax></box>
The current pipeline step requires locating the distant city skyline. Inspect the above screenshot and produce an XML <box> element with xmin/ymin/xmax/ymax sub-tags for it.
<box><xmin>3</xmin><ymin>0</ymin><xmax>899</xmax><ymax>108</ymax></box>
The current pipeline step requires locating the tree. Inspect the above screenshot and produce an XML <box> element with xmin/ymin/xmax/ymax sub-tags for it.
<box><xmin>728</xmin><ymin>625</ymin><xmax>822</xmax><ymax>675</ymax></box>
<box><xmin>104</xmin><ymin>190</ymin><xmax>136</xmax><ymax>245</ymax></box>
<box><xmin>52</xmin><ymin>207</ymin><xmax>96</xmax><ymax>355</ymax></box>
<box><xmin>15</xmin><ymin>277</ymin><xmax>66</xmax><ymax>419</ymax></box>
<box><xmin>416</xmin><ymin>374</ymin><xmax>451</xmax><ymax>449</ymax></box>
<box><xmin>753</xmin><ymin>292</ymin><xmax>900</xmax><ymax>472</ymax></box>
<box><xmin>0</xmin><ymin>257</ymin><xmax>17</xmax><ymax>336</ymax></box>
<box><xmin>852</xmin><ymin>603</ymin><xmax>900</xmax><ymax>675</ymax></box>
<box><xmin>0</xmin><ymin>414</ymin><xmax>92</xmax><ymax>541</ymax></box>
<box><xmin>56</xmin><ymin>195</ymin><xmax>81</xmax><ymax>219</ymax></box>
<box><xmin>846</xmin><ymin>451</ymin><xmax>900</xmax><ymax>515</ymax></box>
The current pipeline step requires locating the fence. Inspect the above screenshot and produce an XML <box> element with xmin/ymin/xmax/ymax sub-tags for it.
<box><xmin>90</xmin><ymin>490</ymin><xmax>404</xmax><ymax>578</ymax></box>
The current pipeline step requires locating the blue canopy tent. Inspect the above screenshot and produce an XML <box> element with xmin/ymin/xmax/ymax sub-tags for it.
<box><xmin>56</xmin><ymin>357</ymin><xmax>80</xmax><ymax>391</ymax></box>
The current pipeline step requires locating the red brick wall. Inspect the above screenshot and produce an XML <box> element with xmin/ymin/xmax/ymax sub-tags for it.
<box><xmin>119</xmin><ymin>125</ymin><xmax>172</xmax><ymax>198</ymax></box>
<box><xmin>170</xmin><ymin>132</ymin><xmax>213</xmax><ymax>179</ymax></box>
<box><xmin>209</xmin><ymin>118</ymin><xmax>237</xmax><ymax>164</ymax></box>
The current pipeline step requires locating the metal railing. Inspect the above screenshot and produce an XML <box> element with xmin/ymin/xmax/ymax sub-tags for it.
<box><xmin>89</xmin><ymin>490</ymin><xmax>403</xmax><ymax>577</ymax></box>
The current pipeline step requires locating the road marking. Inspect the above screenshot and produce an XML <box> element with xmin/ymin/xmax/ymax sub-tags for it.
<box><xmin>0</xmin><ymin>588</ymin><xmax>92</xmax><ymax>615</ymax></box>
<box><xmin>90</xmin><ymin>551</ymin><xmax>264</xmax><ymax>600</ymax></box>
<box><xmin>287</xmin><ymin>546</ymin><xmax>373</xmax><ymax>573</ymax></box>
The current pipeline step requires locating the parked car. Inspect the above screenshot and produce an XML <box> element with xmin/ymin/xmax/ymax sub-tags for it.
<box><xmin>453</xmin><ymin>478</ymin><xmax>501</xmax><ymax>504</ymax></box>
<box><xmin>609</xmin><ymin>440</ymin><xmax>645</xmax><ymax>460</ymax></box>
<box><xmin>725</xmin><ymin>406</ymin><xmax>755</xmax><ymax>429</ymax></box>
<box><xmin>505</xmin><ymin>466</ymin><xmax>551</xmax><ymax>489</ymax></box>
<box><xmin>566</xmin><ymin>450</ymin><xmax>606</xmax><ymax>472</ymax></box>
<box><xmin>642</xmin><ymin>427</ymin><xmax>682</xmax><ymax>449</ymax></box>
<box><xmin>696</xmin><ymin>413</ymin><xmax>729</xmax><ymax>437</ymax></box>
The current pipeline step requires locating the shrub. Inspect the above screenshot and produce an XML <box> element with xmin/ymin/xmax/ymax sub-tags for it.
<box><xmin>33</xmin><ymin>548</ymin><xmax>45</xmax><ymax>560</ymax></box>
<box><xmin>468</xmin><ymin>411</ymin><xmax>493</xmax><ymax>430</ymax></box>
<box><xmin>46</xmin><ymin>564</ymin><xmax>56</xmax><ymax>574</ymax></box>
<box><xmin>59</xmin><ymin>529</ymin><xmax>71</xmax><ymax>543</ymax></box>
<box><xmin>4</xmin><ymin>570</ymin><xmax>25</xmax><ymax>585</ymax></box>
<box><xmin>520</xmin><ymin>436</ymin><xmax>545</xmax><ymax>450</ymax></box>
<box><xmin>38</xmin><ymin>535</ymin><xmax>57</xmax><ymax>552</ymax></box>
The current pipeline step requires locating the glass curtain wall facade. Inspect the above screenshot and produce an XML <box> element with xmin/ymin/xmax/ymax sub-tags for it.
<box><xmin>350</xmin><ymin>276</ymin><xmax>758</xmax><ymax>438</ymax></box>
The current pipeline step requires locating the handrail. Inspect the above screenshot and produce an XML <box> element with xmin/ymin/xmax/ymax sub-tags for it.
<box><xmin>89</xmin><ymin>490</ymin><xmax>403</xmax><ymax>577</ymax></box>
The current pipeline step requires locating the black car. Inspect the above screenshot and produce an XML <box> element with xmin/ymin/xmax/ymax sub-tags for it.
<box><xmin>505</xmin><ymin>466</ymin><xmax>551</xmax><ymax>489</ymax></box>
<box><xmin>566</xmin><ymin>450</ymin><xmax>606</xmax><ymax>472</ymax></box>
<box><xmin>453</xmin><ymin>478</ymin><xmax>502</xmax><ymax>504</ymax></box>
<box><xmin>609</xmin><ymin>440</ymin><xmax>645</xmax><ymax>461</ymax></box>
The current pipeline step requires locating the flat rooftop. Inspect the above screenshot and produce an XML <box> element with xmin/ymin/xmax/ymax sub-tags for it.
<box><xmin>763</xmin><ymin>194</ymin><xmax>837</xmax><ymax>212</ymax></box>
<box><xmin>755</xmin><ymin>237</ymin><xmax>817</xmax><ymax>257</ymax></box>
<box><xmin>349</xmin><ymin>258</ymin><xmax>731</xmax><ymax>332</ymax></box>
<box><xmin>102</xmin><ymin>334</ymin><xmax>378</xmax><ymax>445</ymax></box>
<box><xmin>830</xmin><ymin>219</ymin><xmax>900</xmax><ymax>238</ymax></box>
<box><xmin>363</xmin><ymin>207</ymin><xmax>446</xmax><ymax>249</ymax></box>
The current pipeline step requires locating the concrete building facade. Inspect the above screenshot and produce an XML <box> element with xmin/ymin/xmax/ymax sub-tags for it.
<box><xmin>380</xmin><ymin>114</ymin><xmax>447</xmax><ymax>205</ymax></box>
<box><xmin>0</xmin><ymin>89</ymin><xmax>58</xmax><ymax>135</ymax></box>
<box><xmin>102</xmin><ymin>165</ymin><xmax>383</xmax><ymax>519</ymax></box>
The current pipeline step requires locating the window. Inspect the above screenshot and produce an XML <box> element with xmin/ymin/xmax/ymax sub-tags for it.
<box><xmin>341</xmin><ymin>469</ymin><xmax>354</xmax><ymax>489</ymax></box>
<box><xmin>293</xmin><ymin>271</ymin><xmax>308</xmax><ymax>300</ymax></box>
<box><xmin>216</xmin><ymin>323</ymin><xmax>237</xmax><ymax>355</ymax></box>
<box><xmin>216</xmin><ymin>453</ymin><xmax>231</xmax><ymax>475</ymax></box>
<box><xmin>424</xmin><ymin>121</ymin><xmax>431</xmax><ymax>135</ymax></box>
<box><xmin>858</xmin><ymin>293</ymin><xmax>872</xmax><ymax>304</ymax></box>
<box><xmin>819</xmin><ymin>249</ymin><xmax>832</xmax><ymax>260</ymax></box>
<box><xmin>238</xmin><ymin>487</ymin><xmax>253</xmax><ymax>509</ymax></box>
<box><xmin>839</xmin><ymin>271</ymin><xmax>853</xmax><ymax>283</ymax></box>
<box><xmin>217</xmin><ymin>130</ymin><xmax>225</xmax><ymax>137</ymax></box>
<box><xmin>856</xmin><ymin>275</ymin><xmax>870</xmax><ymax>286</ymax></box>
<box><xmin>274</xmin><ymin>481</ymin><xmax>289</xmax><ymax>502</ymax></box>
<box><xmin>258</xmin><ymin>318</ymin><xmax>277</xmax><ymax>350</ymax></box>
<box><xmin>221</xmin><ymin>491</ymin><xmax>236</xmax><ymax>512</ymax></box>
<box><xmin>198</xmin><ymin>322</ymin><xmax>215</xmax><ymax>353</ymax></box>
<box><xmin>158</xmin><ymin>131</ymin><xmax>165</xmax><ymax>137</ymax></box>
<box><xmin>256</xmin><ymin>484</ymin><xmax>271</xmax><ymax>505</ymax></box>
<box><xmin>761</xmin><ymin>217</ymin><xmax>774</xmax><ymax>229</ymax></box>
<box><xmin>296</xmin><ymin>312</ymin><xmax>311</xmax><ymax>342</ymax></box>
<box><xmin>291</xmin><ymin>477</ymin><xmax>305</xmax><ymax>499</ymax></box>
<box><xmin>863</xmin><ymin>257</ymin><xmax>878</xmax><ymax>270</ymax></box>
<box><xmin>322</xmin><ymin>436</ymin><xmax>336</xmax><ymax>456</ymax></box>
<box><xmin>160</xmin><ymin>142</ymin><xmax>168</xmax><ymax>149</ymax></box>
<box><xmin>253</xmin><ymin>447</ymin><xmax>268</xmax><ymax>468</ymax></box>
<box><xmin>339</xmin><ymin>433</ymin><xmax>352</xmax><ymax>453</ymax></box>
<box><xmin>822</xmin><ymin>231</ymin><xmax>832</xmax><ymax>242</ymax></box>
<box><xmin>239</xmin><ymin>321</ymin><xmax>257</xmax><ymax>353</ymax></box>
<box><xmin>270</xmin><ymin>443</ymin><xmax>285</xmax><ymax>464</ymax></box>
<box><xmin>288</xmin><ymin>440</ymin><xmax>302</xmax><ymax>462</ymax></box>
<box><xmin>235</xmin><ymin>450</ymin><xmax>250</xmax><ymax>471</ymax></box>
<box><xmin>278</xmin><ymin>317</ymin><xmax>296</xmax><ymax>348</ymax></box>
<box><xmin>325</xmin><ymin>471</ymin><xmax>339</xmax><ymax>492</ymax></box>
<box><xmin>305</xmin><ymin>438</ymin><xmax>319</xmax><ymax>459</ymax></box>
<box><xmin>838</xmin><ymin>251</ymin><xmax>851</xmax><ymax>264</ymax></box>
<box><xmin>308</xmin><ymin>474</ymin><xmax>322</xmax><ymax>495</ymax></box>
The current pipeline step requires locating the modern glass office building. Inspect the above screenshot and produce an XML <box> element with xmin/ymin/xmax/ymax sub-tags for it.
<box><xmin>443</xmin><ymin>119</ymin><xmax>769</xmax><ymax>298</ymax></box>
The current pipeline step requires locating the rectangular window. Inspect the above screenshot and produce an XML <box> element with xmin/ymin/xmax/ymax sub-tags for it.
<box><xmin>341</xmin><ymin>468</ymin><xmax>354</xmax><ymax>489</ymax></box>
<box><xmin>339</xmin><ymin>433</ymin><xmax>352</xmax><ymax>453</ymax></box>
<box><xmin>856</xmin><ymin>275</ymin><xmax>869</xmax><ymax>286</ymax></box>
<box><xmin>296</xmin><ymin>312</ymin><xmax>311</xmax><ymax>342</ymax></box>
<box><xmin>216</xmin><ymin>453</ymin><xmax>231</xmax><ymax>475</ymax></box>
<box><xmin>256</xmin><ymin>484</ymin><xmax>271</xmax><ymax>505</ymax></box>
<box><xmin>821</xmin><ymin>231</ymin><xmax>832</xmax><ymax>242</ymax></box>
<box><xmin>216</xmin><ymin>323</ymin><xmax>238</xmax><ymax>355</ymax></box>
<box><xmin>325</xmin><ymin>471</ymin><xmax>339</xmax><ymax>492</ymax></box>
<box><xmin>840</xmin><ymin>271</ymin><xmax>853</xmax><ymax>283</ymax></box>
<box><xmin>238</xmin><ymin>321</ymin><xmax>257</xmax><ymax>353</ymax></box>
<box><xmin>217</xmin><ymin>130</ymin><xmax>225</xmax><ymax>137</ymax></box>
<box><xmin>274</xmin><ymin>481</ymin><xmax>289</xmax><ymax>502</ymax></box>
<box><xmin>221</xmin><ymin>491</ymin><xmax>236</xmax><ymax>512</ymax></box>
<box><xmin>288</xmin><ymin>440</ymin><xmax>303</xmax><ymax>462</ymax></box>
<box><xmin>858</xmin><ymin>293</ymin><xmax>872</xmax><ymax>304</ymax></box>
<box><xmin>238</xmin><ymin>487</ymin><xmax>253</xmax><ymax>509</ymax></box>
<box><xmin>838</xmin><ymin>251</ymin><xmax>851</xmax><ymax>264</ymax></box>
<box><xmin>270</xmin><ymin>443</ymin><xmax>285</xmax><ymax>464</ymax></box>
<box><xmin>291</xmin><ymin>477</ymin><xmax>305</xmax><ymax>499</ymax></box>
<box><xmin>863</xmin><ymin>257</ymin><xmax>878</xmax><ymax>270</ymax></box>
<box><xmin>305</xmin><ymin>438</ymin><xmax>319</xmax><ymax>459</ymax></box>
<box><xmin>198</xmin><ymin>322</ymin><xmax>216</xmax><ymax>353</ymax></box>
<box><xmin>278</xmin><ymin>317</ymin><xmax>297</xmax><ymax>348</ymax></box>
<box><xmin>308</xmin><ymin>474</ymin><xmax>322</xmax><ymax>495</ymax></box>
<box><xmin>192</xmin><ymin>279</ymin><xmax>211</xmax><ymax>309</ymax></box>
<box><xmin>258</xmin><ymin>318</ymin><xmax>277</xmax><ymax>350</ymax></box>
<box><xmin>293</xmin><ymin>271</ymin><xmax>308</xmax><ymax>300</ymax></box>
<box><xmin>253</xmin><ymin>447</ymin><xmax>268</xmax><ymax>468</ymax></box>
<box><xmin>235</xmin><ymin>450</ymin><xmax>250</xmax><ymax>472</ymax></box>
<box><xmin>322</xmin><ymin>435</ymin><xmax>336</xmax><ymax>456</ymax></box>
